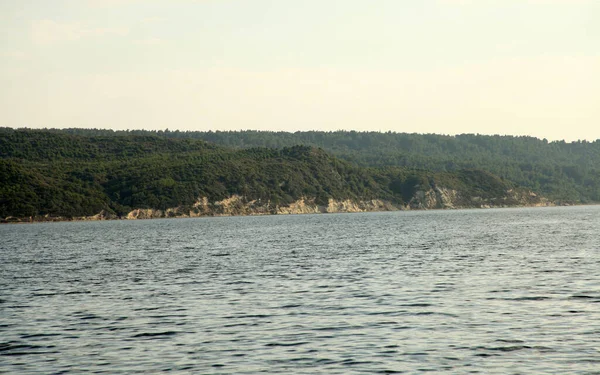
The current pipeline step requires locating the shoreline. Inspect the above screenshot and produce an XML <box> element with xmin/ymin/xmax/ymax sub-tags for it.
<box><xmin>1</xmin><ymin>201</ymin><xmax>582</xmax><ymax>225</ymax></box>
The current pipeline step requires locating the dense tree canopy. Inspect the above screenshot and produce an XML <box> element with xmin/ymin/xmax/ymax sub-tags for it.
<box><xmin>0</xmin><ymin>128</ymin><xmax>541</xmax><ymax>219</ymax></box>
<box><xmin>54</xmin><ymin>128</ymin><xmax>598</xmax><ymax>203</ymax></box>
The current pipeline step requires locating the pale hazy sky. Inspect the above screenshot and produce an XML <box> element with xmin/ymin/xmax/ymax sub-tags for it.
<box><xmin>1</xmin><ymin>0</ymin><xmax>598</xmax><ymax>141</ymax></box>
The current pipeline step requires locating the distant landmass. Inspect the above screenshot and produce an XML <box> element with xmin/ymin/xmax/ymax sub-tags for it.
<box><xmin>2</xmin><ymin>128</ymin><xmax>593</xmax><ymax>222</ymax></box>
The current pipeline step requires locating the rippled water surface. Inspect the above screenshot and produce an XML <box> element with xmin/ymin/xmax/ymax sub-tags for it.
<box><xmin>2</xmin><ymin>206</ymin><xmax>600</xmax><ymax>374</ymax></box>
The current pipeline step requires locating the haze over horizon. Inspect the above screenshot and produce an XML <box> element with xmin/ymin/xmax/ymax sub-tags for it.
<box><xmin>1</xmin><ymin>0</ymin><xmax>598</xmax><ymax>142</ymax></box>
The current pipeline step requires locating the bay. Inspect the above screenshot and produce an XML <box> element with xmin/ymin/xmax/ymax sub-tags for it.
<box><xmin>1</xmin><ymin>206</ymin><xmax>599</xmax><ymax>374</ymax></box>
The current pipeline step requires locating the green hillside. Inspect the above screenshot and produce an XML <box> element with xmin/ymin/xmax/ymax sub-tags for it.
<box><xmin>0</xmin><ymin>128</ymin><xmax>541</xmax><ymax>220</ymax></box>
<box><xmin>53</xmin><ymin>128</ymin><xmax>600</xmax><ymax>203</ymax></box>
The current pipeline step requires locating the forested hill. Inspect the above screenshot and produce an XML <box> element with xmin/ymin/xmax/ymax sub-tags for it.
<box><xmin>1</xmin><ymin>128</ymin><xmax>547</xmax><ymax>220</ymax></box>
<box><xmin>56</xmin><ymin>128</ymin><xmax>600</xmax><ymax>203</ymax></box>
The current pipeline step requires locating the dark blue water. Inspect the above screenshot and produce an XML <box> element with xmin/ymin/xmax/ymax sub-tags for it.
<box><xmin>1</xmin><ymin>206</ymin><xmax>600</xmax><ymax>374</ymax></box>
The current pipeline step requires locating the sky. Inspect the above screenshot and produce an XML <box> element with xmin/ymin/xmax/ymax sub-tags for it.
<box><xmin>1</xmin><ymin>0</ymin><xmax>598</xmax><ymax>141</ymax></box>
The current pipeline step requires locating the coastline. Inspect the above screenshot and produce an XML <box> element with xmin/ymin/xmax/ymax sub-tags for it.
<box><xmin>1</xmin><ymin>193</ymin><xmax>569</xmax><ymax>224</ymax></box>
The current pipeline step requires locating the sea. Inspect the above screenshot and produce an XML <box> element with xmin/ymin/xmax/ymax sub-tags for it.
<box><xmin>1</xmin><ymin>206</ymin><xmax>599</xmax><ymax>374</ymax></box>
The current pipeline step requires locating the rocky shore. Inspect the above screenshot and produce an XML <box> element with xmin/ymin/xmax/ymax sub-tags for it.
<box><xmin>1</xmin><ymin>186</ymin><xmax>556</xmax><ymax>224</ymax></box>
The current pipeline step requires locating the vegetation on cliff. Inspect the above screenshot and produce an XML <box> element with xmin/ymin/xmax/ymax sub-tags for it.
<box><xmin>54</xmin><ymin>128</ymin><xmax>600</xmax><ymax>203</ymax></box>
<box><xmin>0</xmin><ymin>128</ymin><xmax>548</xmax><ymax>220</ymax></box>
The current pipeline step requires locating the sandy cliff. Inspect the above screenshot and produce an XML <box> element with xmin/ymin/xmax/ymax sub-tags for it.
<box><xmin>119</xmin><ymin>187</ymin><xmax>552</xmax><ymax>221</ymax></box>
<box><xmin>2</xmin><ymin>187</ymin><xmax>554</xmax><ymax>223</ymax></box>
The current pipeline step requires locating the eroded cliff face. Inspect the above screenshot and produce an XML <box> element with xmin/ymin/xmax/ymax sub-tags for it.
<box><xmin>325</xmin><ymin>199</ymin><xmax>397</xmax><ymax>213</ymax></box>
<box><xmin>405</xmin><ymin>186</ymin><xmax>552</xmax><ymax>210</ymax></box>
<box><xmin>276</xmin><ymin>198</ymin><xmax>322</xmax><ymax>215</ymax></box>
<box><xmin>123</xmin><ymin>196</ymin><xmax>398</xmax><ymax>219</ymax></box>
<box><xmin>2</xmin><ymin>186</ymin><xmax>554</xmax><ymax>223</ymax></box>
<box><xmin>277</xmin><ymin>198</ymin><xmax>397</xmax><ymax>215</ymax></box>
<box><xmin>119</xmin><ymin>187</ymin><xmax>552</xmax><ymax>220</ymax></box>
<box><xmin>127</xmin><ymin>208</ymin><xmax>164</xmax><ymax>220</ymax></box>
<box><xmin>407</xmin><ymin>187</ymin><xmax>459</xmax><ymax>210</ymax></box>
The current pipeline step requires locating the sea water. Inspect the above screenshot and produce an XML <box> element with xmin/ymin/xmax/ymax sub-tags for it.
<box><xmin>1</xmin><ymin>206</ymin><xmax>599</xmax><ymax>374</ymax></box>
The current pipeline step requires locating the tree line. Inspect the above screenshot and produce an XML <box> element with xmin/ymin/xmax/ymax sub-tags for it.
<box><xmin>0</xmin><ymin>128</ymin><xmax>534</xmax><ymax>218</ymax></box>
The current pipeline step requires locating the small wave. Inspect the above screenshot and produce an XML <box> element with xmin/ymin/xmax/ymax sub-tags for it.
<box><xmin>146</xmin><ymin>314</ymin><xmax>188</xmax><ymax>319</ymax></box>
<box><xmin>223</xmin><ymin>314</ymin><xmax>272</xmax><ymax>319</ymax></box>
<box><xmin>473</xmin><ymin>345</ymin><xmax>554</xmax><ymax>353</ymax></box>
<box><xmin>20</xmin><ymin>333</ymin><xmax>61</xmax><ymax>339</ymax></box>
<box><xmin>577</xmin><ymin>358</ymin><xmax>600</xmax><ymax>363</ymax></box>
<box><xmin>78</xmin><ymin>314</ymin><xmax>103</xmax><ymax>320</ymax></box>
<box><xmin>570</xmin><ymin>295</ymin><xmax>600</xmax><ymax>301</ymax></box>
<box><xmin>411</xmin><ymin>311</ymin><xmax>458</xmax><ymax>318</ymax></box>
<box><xmin>175</xmin><ymin>267</ymin><xmax>195</xmax><ymax>274</ymax></box>
<box><xmin>32</xmin><ymin>292</ymin><xmax>59</xmax><ymax>297</ymax></box>
<box><xmin>475</xmin><ymin>345</ymin><xmax>531</xmax><ymax>352</ymax></box>
<box><xmin>365</xmin><ymin>311</ymin><xmax>399</xmax><ymax>316</ymax></box>
<box><xmin>511</xmin><ymin>296</ymin><xmax>552</xmax><ymax>301</ymax></box>
<box><xmin>0</xmin><ymin>341</ymin><xmax>58</xmax><ymax>356</ymax></box>
<box><xmin>488</xmin><ymin>296</ymin><xmax>552</xmax><ymax>301</ymax></box>
<box><xmin>474</xmin><ymin>352</ymin><xmax>500</xmax><ymax>357</ymax></box>
<box><xmin>313</xmin><ymin>325</ymin><xmax>360</xmax><ymax>332</ymax></box>
<box><xmin>373</xmin><ymin>321</ymin><xmax>400</xmax><ymax>326</ymax></box>
<box><xmin>0</xmin><ymin>342</ymin><xmax>43</xmax><ymax>352</ymax></box>
<box><xmin>222</xmin><ymin>322</ymin><xmax>255</xmax><ymax>328</ymax></box>
<box><xmin>64</xmin><ymin>290</ymin><xmax>91</xmax><ymax>295</ymax></box>
<box><xmin>340</xmin><ymin>359</ymin><xmax>376</xmax><ymax>366</ymax></box>
<box><xmin>265</xmin><ymin>341</ymin><xmax>309</xmax><ymax>347</ymax></box>
<box><xmin>132</xmin><ymin>331</ymin><xmax>180</xmax><ymax>338</ymax></box>
<box><xmin>1</xmin><ymin>350</ymin><xmax>60</xmax><ymax>357</ymax></box>
<box><xmin>132</xmin><ymin>307</ymin><xmax>161</xmax><ymax>312</ymax></box>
